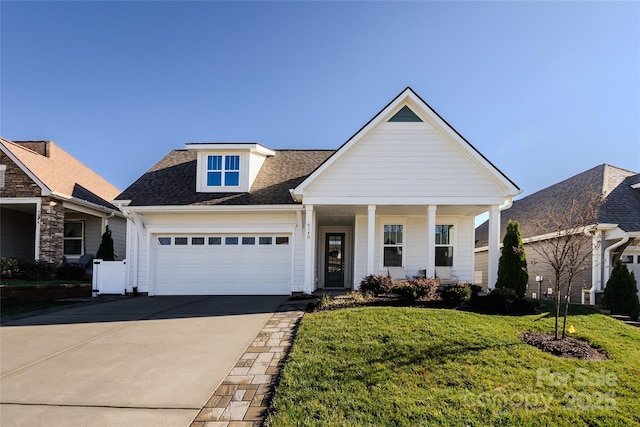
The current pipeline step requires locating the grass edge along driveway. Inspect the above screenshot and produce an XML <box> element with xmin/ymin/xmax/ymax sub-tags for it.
<box><xmin>266</xmin><ymin>306</ymin><xmax>640</xmax><ymax>426</ymax></box>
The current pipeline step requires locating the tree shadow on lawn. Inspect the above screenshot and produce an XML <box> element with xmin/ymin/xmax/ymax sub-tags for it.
<box><xmin>326</xmin><ymin>336</ymin><xmax>523</xmax><ymax>387</ymax></box>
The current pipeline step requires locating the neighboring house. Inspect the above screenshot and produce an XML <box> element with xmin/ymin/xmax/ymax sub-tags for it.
<box><xmin>115</xmin><ymin>87</ymin><xmax>521</xmax><ymax>296</ymax></box>
<box><xmin>475</xmin><ymin>164</ymin><xmax>640</xmax><ymax>304</ymax></box>
<box><xmin>0</xmin><ymin>138</ymin><xmax>126</xmax><ymax>264</ymax></box>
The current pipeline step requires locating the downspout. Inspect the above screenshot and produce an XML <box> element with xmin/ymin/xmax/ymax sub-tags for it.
<box><xmin>116</xmin><ymin>202</ymin><xmax>146</xmax><ymax>293</ymax></box>
<box><xmin>591</xmin><ymin>236</ymin><xmax>630</xmax><ymax>305</ymax></box>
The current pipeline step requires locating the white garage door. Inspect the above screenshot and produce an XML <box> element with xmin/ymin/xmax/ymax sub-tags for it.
<box><xmin>152</xmin><ymin>234</ymin><xmax>292</xmax><ymax>295</ymax></box>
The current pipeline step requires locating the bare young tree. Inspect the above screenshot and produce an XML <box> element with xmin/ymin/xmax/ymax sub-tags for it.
<box><xmin>528</xmin><ymin>189</ymin><xmax>604</xmax><ymax>339</ymax></box>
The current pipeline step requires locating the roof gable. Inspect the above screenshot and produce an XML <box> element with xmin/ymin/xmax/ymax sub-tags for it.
<box><xmin>292</xmin><ymin>87</ymin><xmax>520</xmax><ymax>201</ymax></box>
<box><xmin>0</xmin><ymin>138</ymin><xmax>121</xmax><ymax>208</ymax></box>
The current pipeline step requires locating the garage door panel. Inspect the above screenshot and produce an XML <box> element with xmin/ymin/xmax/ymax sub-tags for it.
<box><xmin>152</xmin><ymin>234</ymin><xmax>292</xmax><ymax>295</ymax></box>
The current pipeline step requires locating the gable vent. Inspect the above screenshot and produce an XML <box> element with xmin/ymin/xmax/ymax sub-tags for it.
<box><xmin>388</xmin><ymin>106</ymin><xmax>422</xmax><ymax>122</ymax></box>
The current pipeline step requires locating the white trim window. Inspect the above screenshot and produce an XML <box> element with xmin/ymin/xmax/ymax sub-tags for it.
<box><xmin>435</xmin><ymin>225</ymin><xmax>454</xmax><ymax>266</ymax></box>
<box><xmin>207</xmin><ymin>155</ymin><xmax>240</xmax><ymax>187</ymax></box>
<box><xmin>383</xmin><ymin>224</ymin><xmax>403</xmax><ymax>267</ymax></box>
<box><xmin>63</xmin><ymin>221</ymin><xmax>84</xmax><ymax>256</ymax></box>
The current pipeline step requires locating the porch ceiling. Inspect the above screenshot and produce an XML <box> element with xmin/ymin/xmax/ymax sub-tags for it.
<box><xmin>0</xmin><ymin>203</ymin><xmax>37</xmax><ymax>214</ymax></box>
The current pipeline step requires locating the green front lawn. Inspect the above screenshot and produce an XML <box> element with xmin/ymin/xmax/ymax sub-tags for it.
<box><xmin>267</xmin><ymin>306</ymin><xmax>640</xmax><ymax>426</ymax></box>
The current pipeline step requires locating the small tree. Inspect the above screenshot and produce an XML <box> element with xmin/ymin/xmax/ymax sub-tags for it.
<box><xmin>603</xmin><ymin>260</ymin><xmax>640</xmax><ymax>320</ymax></box>
<box><xmin>96</xmin><ymin>225</ymin><xmax>115</xmax><ymax>261</ymax></box>
<box><xmin>529</xmin><ymin>189</ymin><xmax>603</xmax><ymax>339</ymax></box>
<box><xmin>495</xmin><ymin>220</ymin><xmax>528</xmax><ymax>299</ymax></box>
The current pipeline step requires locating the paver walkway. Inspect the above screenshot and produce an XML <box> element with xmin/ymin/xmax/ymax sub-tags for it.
<box><xmin>190</xmin><ymin>299</ymin><xmax>308</xmax><ymax>427</ymax></box>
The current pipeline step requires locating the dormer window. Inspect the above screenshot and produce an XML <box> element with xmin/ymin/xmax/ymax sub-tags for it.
<box><xmin>207</xmin><ymin>155</ymin><xmax>240</xmax><ymax>187</ymax></box>
<box><xmin>188</xmin><ymin>143</ymin><xmax>276</xmax><ymax>193</ymax></box>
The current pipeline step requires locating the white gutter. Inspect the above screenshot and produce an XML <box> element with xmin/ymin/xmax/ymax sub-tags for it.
<box><xmin>51</xmin><ymin>191</ymin><xmax>124</xmax><ymax>217</ymax></box>
<box><xmin>591</xmin><ymin>235</ymin><xmax>630</xmax><ymax>305</ymax></box>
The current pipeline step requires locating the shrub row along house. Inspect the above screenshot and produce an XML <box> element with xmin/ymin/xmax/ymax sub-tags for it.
<box><xmin>114</xmin><ymin>88</ymin><xmax>521</xmax><ymax>295</ymax></box>
<box><xmin>475</xmin><ymin>164</ymin><xmax>640</xmax><ymax>304</ymax></box>
<box><xmin>0</xmin><ymin>138</ymin><xmax>126</xmax><ymax>266</ymax></box>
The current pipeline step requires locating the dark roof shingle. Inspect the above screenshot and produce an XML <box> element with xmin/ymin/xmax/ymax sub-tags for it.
<box><xmin>475</xmin><ymin>164</ymin><xmax>639</xmax><ymax>247</ymax></box>
<box><xmin>116</xmin><ymin>149</ymin><xmax>334</xmax><ymax>206</ymax></box>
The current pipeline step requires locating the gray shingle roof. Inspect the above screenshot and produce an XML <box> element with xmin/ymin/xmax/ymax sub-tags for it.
<box><xmin>475</xmin><ymin>164</ymin><xmax>639</xmax><ymax>247</ymax></box>
<box><xmin>116</xmin><ymin>149</ymin><xmax>335</xmax><ymax>206</ymax></box>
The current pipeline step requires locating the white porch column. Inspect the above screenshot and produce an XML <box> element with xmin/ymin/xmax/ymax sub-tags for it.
<box><xmin>304</xmin><ymin>204</ymin><xmax>315</xmax><ymax>293</ymax></box>
<box><xmin>426</xmin><ymin>205</ymin><xmax>436</xmax><ymax>279</ymax></box>
<box><xmin>487</xmin><ymin>205</ymin><xmax>501</xmax><ymax>289</ymax></box>
<box><xmin>367</xmin><ymin>205</ymin><xmax>376</xmax><ymax>275</ymax></box>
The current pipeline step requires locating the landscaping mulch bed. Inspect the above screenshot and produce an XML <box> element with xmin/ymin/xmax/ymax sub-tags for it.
<box><xmin>520</xmin><ymin>331</ymin><xmax>609</xmax><ymax>361</ymax></box>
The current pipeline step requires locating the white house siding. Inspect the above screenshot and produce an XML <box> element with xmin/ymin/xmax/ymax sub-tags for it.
<box><xmin>108</xmin><ymin>216</ymin><xmax>127</xmax><ymax>260</ymax></box>
<box><xmin>129</xmin><ymin>211</ymin><xmax>299</xmax><ymax>295</ymax></box>
<box><xmin>354</xmin><ymin>214</ymin><xmax>475</xmax><ymax>287</ymax></box>
<box><xmin>248</xmin><ymin>153</ymin><xmax>267</xmax><ymax>190</ymax></box>
<box><xmin>64</xmin><ymin>212</ymin><xmax>101</xmax><ymax>259</ymax></box>
<box><xmin>304</xmin><ymin>123</ymin><xmax>507</xmax><ymax>201</ymax></box>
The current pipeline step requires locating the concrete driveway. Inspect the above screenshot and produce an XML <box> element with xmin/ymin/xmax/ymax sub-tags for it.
<box><xmin>0</xmin><ymin>295</ymin><xmax>287</xmax><ymax>427</ymax></box>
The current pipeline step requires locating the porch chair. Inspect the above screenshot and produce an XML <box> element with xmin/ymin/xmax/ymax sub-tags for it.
<box><xmin>434</xmin><ymin>266</ymin><xmax>459</xmax><ymax>286</ymax></box>
<box><xmin>387</xmin><ymin>267</ymin><xmax>410</xmax><ymax>283</ymax></box>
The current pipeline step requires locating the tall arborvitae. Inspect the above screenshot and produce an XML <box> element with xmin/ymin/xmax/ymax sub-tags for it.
<box><xmin>604</xmin><ymin>260</ymin><xmax>640</xmax><ymax>320</ymax></box>
<box><xmin>495</xmin><ymin>220</ymin><xmax>528</xmax><ymax>299</ymax></box>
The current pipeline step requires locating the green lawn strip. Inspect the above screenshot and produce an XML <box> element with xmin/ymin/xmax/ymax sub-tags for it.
<box><xmin>267</xmin><ymin>306</ymin><xmax>640</xmax><ymax>426</ymax></box>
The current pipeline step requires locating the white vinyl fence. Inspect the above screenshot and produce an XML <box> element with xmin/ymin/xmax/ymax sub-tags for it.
<box><xmin>92</xmin><ymin>259</ymin><xmax>126</xmax><ymax>296</ymax></box>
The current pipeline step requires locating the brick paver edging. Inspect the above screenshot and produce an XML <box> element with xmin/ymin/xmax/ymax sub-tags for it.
<box><xmin>189</xmin><ymin>300</ymin><xmax>308</xmax><ymax>427</ymax></box>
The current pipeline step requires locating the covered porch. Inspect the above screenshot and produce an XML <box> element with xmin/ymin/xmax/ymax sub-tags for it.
<box><xmin>0</xmin><ymin>196</ymin><xmax>124</xmax><ymax>264</ymax></box>
<box><xmin>302</xmin><ymin>203</ymin><xmax>503</xmax><ymax>293</ymax></box>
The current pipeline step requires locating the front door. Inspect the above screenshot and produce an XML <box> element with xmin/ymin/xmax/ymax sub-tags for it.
<box><xmin>325</xmin><ymin>233</ymin><xmax>345</xmax><ymax>287</ymax></box>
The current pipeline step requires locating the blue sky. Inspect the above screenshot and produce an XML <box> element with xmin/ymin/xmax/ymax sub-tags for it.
<box><xmin>2</xmin><ymin>1</ymin><xmax>639</xmax><ymax>205</ymax></box>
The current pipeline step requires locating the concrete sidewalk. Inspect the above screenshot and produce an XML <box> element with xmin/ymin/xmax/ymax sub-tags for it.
<box><xmin>0</xmin><ymin>295</ymin><xmax>287</xmax><ymax>427</ymax></box>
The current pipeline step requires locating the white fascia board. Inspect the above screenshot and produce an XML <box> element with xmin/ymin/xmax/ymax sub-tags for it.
<box><xmin>0</xmin><ymin>142</ymin><xmax>51</xmax><ymax>196</ymax></box>
<box><xmin>300</xmin><ymin>196</ymin><xmax>509</xmax><ymax>206</ymax></box>
<box><xmin>51</xmin><ymin>191</ymin><xmax>124</xmax><ymax>217</ymax></box>
<box><xmin>123</xmin><ymin>204</ymin><xmax>304</xmax><ymax>214</ymax></box>
<box><xmin>185</xmin><ymin>143</ymin><xmax>275</xmax><ymax>156</ymax></box>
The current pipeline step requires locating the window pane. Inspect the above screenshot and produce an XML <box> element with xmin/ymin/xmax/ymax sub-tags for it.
<box><xmin>158</xmin><ymin>237</ymin><xmax>171</xmax><ymax>245</ymax></box>
<box><xmin>225</xmin><ymin>155</ymin><xmax>240</xmax><ymax>171</ymax></box>
<box><xmin>64</xmin><ymin>222</ymin><xmax>83</xmax><ymax>237</ymax></box>
<box><xmin>207</xmin><ymin>155</ymin><xmax>222</xmax><ymax>171</ymax></box>
<box><xmin>207</xmin><ymin>171</ymin><xmax>222</xmax><ymax>186</ymax></box>
<box><xmin>208</xmin><ymin>237</ymin><xmax>222</xmax><ymax>245</ymax></box>
<box><xmin>225</xmin><ymin>172</ymin><xmax>239</xmax><ymax>186</ymax></box>
<box><xmin>192</xmin><ymin>237</ymin><xmax>205</xmax><ymax>245</ymax></box>
<box><xmin>259</xmin><ymin>237</ymin><xmax>272</xmax><ymax>245</ymax></box>
<box><xmin>64</xmin><ymin>239</ymin><xmax>82</xmax><ymax>255</ymax></box>
<box><xmin>242</xmin><ymin>237</ymin><xmax>255</xmax><ymax>245</ymax></box>
<box><xmin>383</xmin><ymin>247</ymin><xmax>403</xmax><ymax>267</ymax></box>
<box><xmin>435</xmin><ymin>225</ymin><xmax>453</xmax><ymax>245</ymax></box>
<box><xmin>275</xmin><ymin>236</ymin><xmax>289</xmax><ymax>245</ymax></box>
<box><xmin>175</xmin><ymin>237</ymin><xmax>188</xmax><ymax>245</ymax></box>
<box><xmin>383</xmin><ymin>225</ymin><xmax>403</xmax><ymax>244</ymax></box>
<box><xmin>225</xmin><ymin>237</ymin><xmax>238</xmax><ymax>245</ymax></box>
<box><xmin>435</xmin><ymin>247</ymin><xmax>453</xmax><ymax>266</ymax></box>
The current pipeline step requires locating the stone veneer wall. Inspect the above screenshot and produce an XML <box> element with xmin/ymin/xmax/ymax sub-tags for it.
<box><xmin>39</xmin><ymin>198</ymin><xmax>65</xmax><ymax>263</ymax></box>
<box><xmin>0</xmin><ymin>151</ymin><xmax>41</xmax><ymax>198</ymax></box>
